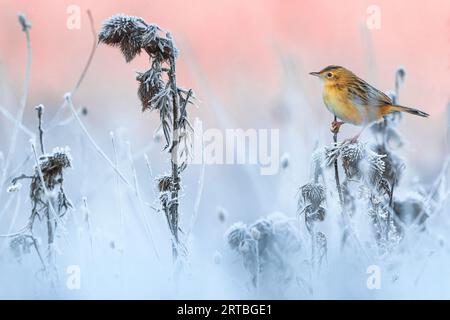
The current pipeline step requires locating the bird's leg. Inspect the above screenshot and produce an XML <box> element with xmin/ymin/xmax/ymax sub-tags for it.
<box><xmin>331</xmin><ymin>120</ymin><xmax>345</xmax><ymax>134</ymax></box>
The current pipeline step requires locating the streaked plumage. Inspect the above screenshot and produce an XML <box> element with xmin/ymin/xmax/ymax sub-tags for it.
<box><xmin>310</xmin><ymin>65</ymin><xmax>429</xmax><ymax>127</ymax></box>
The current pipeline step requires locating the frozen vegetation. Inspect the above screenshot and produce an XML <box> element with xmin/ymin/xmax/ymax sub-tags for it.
<box><xmin>0</xmin><ymin>13</ymin><xmax>448</xmax><ymax>299</ymax></box>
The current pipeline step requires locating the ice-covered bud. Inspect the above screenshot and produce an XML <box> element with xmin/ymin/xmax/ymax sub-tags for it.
<box><xmin>280</xmin><ymin>153</ymin><xmax>290</xmax><ymax>170</ymax></box>
<box><xmin>34</xmin><ymin>104</ymin><xmax>44</xmax><ymax>113</ymax></box>
<box><xmin>300</xmin><ymin>182</ymin><xmax>325</xmax><ymax>208</ymax></box>
<box><xmin>217</xmin><ymin>206</ymin><xmax>228</xmax><ymax>223</ymax></box>
<box><xmin>17</xmin><ymin>13</ymin><xmax>31</xmax><ymax>31</ymax></box>
<box><xmin>7</xmin><ymin>183</ymin><xmax>22</xmax><ymax>193</ymax></box>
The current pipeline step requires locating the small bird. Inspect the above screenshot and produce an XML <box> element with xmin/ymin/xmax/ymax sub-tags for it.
<box><xmin>310</xmin><ymin>65</ymin><xmax>429</xmax><ymax>142</ymax></box>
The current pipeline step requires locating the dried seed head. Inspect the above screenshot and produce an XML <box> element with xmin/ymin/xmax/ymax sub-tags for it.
<box><xmin>30</xmin><ymin>147</ymin><xmax>73</xmax><ymax>218</ymax></box>
<box><xmin>156</xmin><ymin>175</ymin><xmax>172</xmax><ymax>192</ymax></box>
<box><xmin>35</xmin><ymin>147</ymin><xmax>72</xmax><ymax>188</ymax></box>
<box><xmin>226</xmin><ymin>222</ymin><xmax>250</xmax><ymax>249</ymax></box>
<box><xmin>99</xmin><ymin>14</ymin><xmax>177</xmax><ymax>62</ymax></box>
<box><xmin>300</xmin><ymin>182</ymin><xmax>325</xmax><ymax>208</ymax></box>
<box><xmin>17</xmin><ymin>13</ymin><xmax>31</xmax><ymax>32</ymax></box>
<box><xmin>136</xmin><ymin>69</ymin><xmax>166</xmax><ymax>111</ymax></box>
<box><xmin>7</xmin><ymin>182</ymin><xmax>22</xmax><ymax>193</ymax></box>
<box><xmin>373</xmin><ymin>144</ymin><xmax>405</xmax><ymax>185</ymax></box>
<box><xmin>217</xmin><ymin>206</ymin><xmax>228</xmax><ymax>223</ymax></box>
<box><xmin>396</xmin><ymin>66</ymin><xmax>406</xmax><ymax>84</ymax></box>
<box><xmin>340</xmin><ymin>142</ymin><xmax>365</xmax><ymax>178</ymax></box>
<box><xmin>98</xmin><ymin>14</ymin><xmax>149</xmax><ymax>62</ymax></box>
<box><xmin>37</xmin><ymin>147</ymin><xmax>72</xmax><ymax>174</ymax></box>
<box><xmin>34</xmin><ymin>104</ymin><xmax>44</xmax><ymax>113</ymax></box>
<box><xmin>10</xmin><ymin>235</ymin><xmax>34</xmax><ymax>259</ymax></box>
<box><xmin>280</xmin><ymin>153</ymin><xmax>290</xmax><ymax>170</ymax></box>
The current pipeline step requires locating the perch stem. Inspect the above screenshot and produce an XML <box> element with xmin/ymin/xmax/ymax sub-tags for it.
<box><xmin>333</xmin><ymin>116</ymin><xmax>344</xmax><ymax>205</ymax></box>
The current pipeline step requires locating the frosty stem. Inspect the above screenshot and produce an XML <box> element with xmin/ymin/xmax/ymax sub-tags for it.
<box><xmin>36</xmin><ymin>106</ymin><xmax>45</xmax><ymax>154</ymax></box>
<box><xmin>168</xmin><ymin>53</ymin><xmax>181</xmax><ymax>262</ymax></box>
<box><xmin>333</xmin><ymin>116</ymin><xmax>344</xmax><ymax>205</ymax></box>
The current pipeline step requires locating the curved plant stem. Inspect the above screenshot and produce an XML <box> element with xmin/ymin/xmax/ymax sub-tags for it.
<box><xmin>46</xmin><ymin>9</ymin><xmax>97</xmax><ymax>131</ymax></box>
<box><xmin>333</xmin><ymin>115</ymin><xmax>344</xmax><ymax>205</ymax></box>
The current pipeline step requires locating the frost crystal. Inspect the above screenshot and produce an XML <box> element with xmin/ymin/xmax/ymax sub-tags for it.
<box><xmin>7</xmin><ymin>182</ymin><xmax>22</xmax><ymax>193</ymax></box>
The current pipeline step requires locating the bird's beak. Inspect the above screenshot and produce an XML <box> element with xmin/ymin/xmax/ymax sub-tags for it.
<box><xmin>309</xmin><ymin>71</ymin><xmax>320</xmax><ymax>77</ymax></box>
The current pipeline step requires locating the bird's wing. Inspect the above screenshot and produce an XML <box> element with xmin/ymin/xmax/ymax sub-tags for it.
<box><xmin>347</xmin><ymin>78</ymin><xmax>392</xmax><ymax>108</ymax></box>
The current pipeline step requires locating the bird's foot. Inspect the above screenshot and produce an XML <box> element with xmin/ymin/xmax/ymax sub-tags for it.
<box><xmin>331</xmin><ymin>120</ymin><xmax>344</xmax><ymax>134</ymax></box>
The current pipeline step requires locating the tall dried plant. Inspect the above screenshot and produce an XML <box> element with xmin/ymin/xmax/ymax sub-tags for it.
<box><xmin>98</xmin><ymin>14</ymin><xmax>195</xmax><ymax>263</ymax></box>
<box><xmin>6</xmin><ymin>106</ymin><xmax>73</xmax><ymax>280</ymax></box>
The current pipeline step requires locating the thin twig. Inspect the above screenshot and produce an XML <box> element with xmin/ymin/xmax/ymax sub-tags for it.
<box><xmin>0</xmin><ymin>105</ymin><xmax>35</xmax><ymax>138</ymax></box>
<box><xmin>72</xmin><ymin>10</ymin><xmax>97</xmax><ymax>95</ymax></box>
<box><xmin>82</xmin><ymin>197</ymin><xmax>94</xmax><ymax>254</ymax></box>
<box><xmin>46</xmin><ymin>9</ymin><xmax>97</xmax><ymax>131</ymax></box>
<box><xmin>65</xmin><ymin>93</ymin><xmax>131</xmax><ymax>187</ymax></box>
<box><xmin>126</xmin><ymin>142</ymin><xmax>160</xmax><ymax>260</ymax></box>
<box><xmin>35</xmin><ymin>105</ymin><xmax>45</xmax><ymax>154</ymax></box>
<box><xmin>186</xmin><ymin>147</ymin><xmax>205</xmax><ymax>239</ymax></box>
<box><xmin>0</xmin><ymin>13</ymin><xmax>32</xmax><ymax>200</ymax></box>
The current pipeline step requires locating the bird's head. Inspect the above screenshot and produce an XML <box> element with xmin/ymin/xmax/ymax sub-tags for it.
<box><xmin>309</xmin><ymin>65</ymin><xmax>353</xmax><ymax>85</ymax></box>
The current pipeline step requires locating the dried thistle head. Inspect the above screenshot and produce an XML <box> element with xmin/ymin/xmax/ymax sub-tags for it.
<box><xmin>373</xmin><ymin>144</ymin><xmax>405</xmax><ymax>185</ymax></box>
<box><xmin>136</xmin><ymin>68</ymin><xmax>166</xmax><ymax>111</ymax></box>
<box><xmin>226</xmin><ymin>222</ymin><xmax>251</xmax><ymax>250</ymax></box>
<box><xmin>298</xmin><ymin>182</ymin><xmax>326</xmax><ymax>232</ymax></box>
<box><xmin>156</xmin><ymin>174</ymin><xmax>173</xmax><ymax>192</ymax></box>
<box><xmin>28</xmin><ymin>146</ymin><xmax>73</xmax><ymax>221</ymax></box>
<box><xmin>10</xmin><ymin>234</ymin><xmax>34</xmax><ymax>259</ymax></box>
<box><xmin>300</xmin><ymin>182</ymin><xmax>325</xmax><ymax>209</ymax></box>
<box><xmin>225</xmin><ymin>213</ymin><xmax>302</xmax><ymax>287</ymax></box>
<box><xmin>340</xmin><ymin>142</ymin><xmax>365</xmax><ymax>179</ymax></box>
<box><xmin>34</xmin><ymin>147</ymin><xmax>72</xmax><ymax>189</ymax></box>
<box><xmin>340</xmin><ymin>142</ymin><xmax>386</xmax><ymax>184</ymax></box>
<box><xmin>98</xmin><ymin>14</ymin><xmax>176</xmax><ymax>63</ymax></box>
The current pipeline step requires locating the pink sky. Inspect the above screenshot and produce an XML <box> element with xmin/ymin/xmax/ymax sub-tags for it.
<box><xmin>1</xmin><ymin>0</ymin><xmax>448</xmax><ymax>103</ymax></box>
<box><xmin>0</xmin><ymin>0</ymin><xmax>449</xmax><ymax>171</ymax></box>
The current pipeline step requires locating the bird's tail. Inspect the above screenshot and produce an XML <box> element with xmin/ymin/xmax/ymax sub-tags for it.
<box><xmin>390</xmin><ymin>105</ymin><xmax>429</xmax><ymax>117</ymax></box>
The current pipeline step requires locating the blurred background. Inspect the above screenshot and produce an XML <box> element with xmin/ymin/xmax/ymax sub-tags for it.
<box><xmin>0</xmin><ymin>0</ymin><xmax>449</xmax><ymax>298</ymax></box>
<box><xmin>1</xmin><ymin>0</ymin><xmax>448</xmax><ymax>172</ymax></box>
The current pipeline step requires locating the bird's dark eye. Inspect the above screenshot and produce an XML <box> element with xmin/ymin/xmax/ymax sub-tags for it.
<box><xmin>326</xmin><ymin>72</ymin><xmax>333</xmax><ymax>78</ymax></box>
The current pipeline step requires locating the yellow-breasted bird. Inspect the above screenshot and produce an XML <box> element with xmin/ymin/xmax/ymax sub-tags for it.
<box><xmin>310</xmin><ymin>65</ymin><xmax>429</xmax><ymax>142</ymax></box>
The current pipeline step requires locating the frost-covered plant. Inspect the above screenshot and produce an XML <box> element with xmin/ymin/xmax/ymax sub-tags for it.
<box><xmin>226</xmin><ymin>213</ymin><xmax>302</xmax><ymax>289</ymax></box>
<box><xmin>99</xmin><ymin>14</ymin><xmax>195</xmax><ymax>262</ymax></box>
<box><xmin>7</xmin><ymin>107</ymin><xmax>73</xmax><ymax>275</ymax></box>
<box><xmin>298</xmin><ymin>183</ymin><xmax>326</xmax><ymax>234</ymax></box>
<box><xmin>371</xmin><ymin>67</ymin><xmax>407</xmax><ymax>195</ymax></box>
<box><xmin>326</xmin><ymin>141</ymin><xmax>400</xmax><ymax>253</ymax></box>
<box><xmin>370</xmin><ymin>67</ymin><xmax>429</xmax><ymax>234</ymax></box>
<box><xmin>297</xmin><ymin>182</ymin><xmax>327</xmax><ymax>270</ymax></box>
